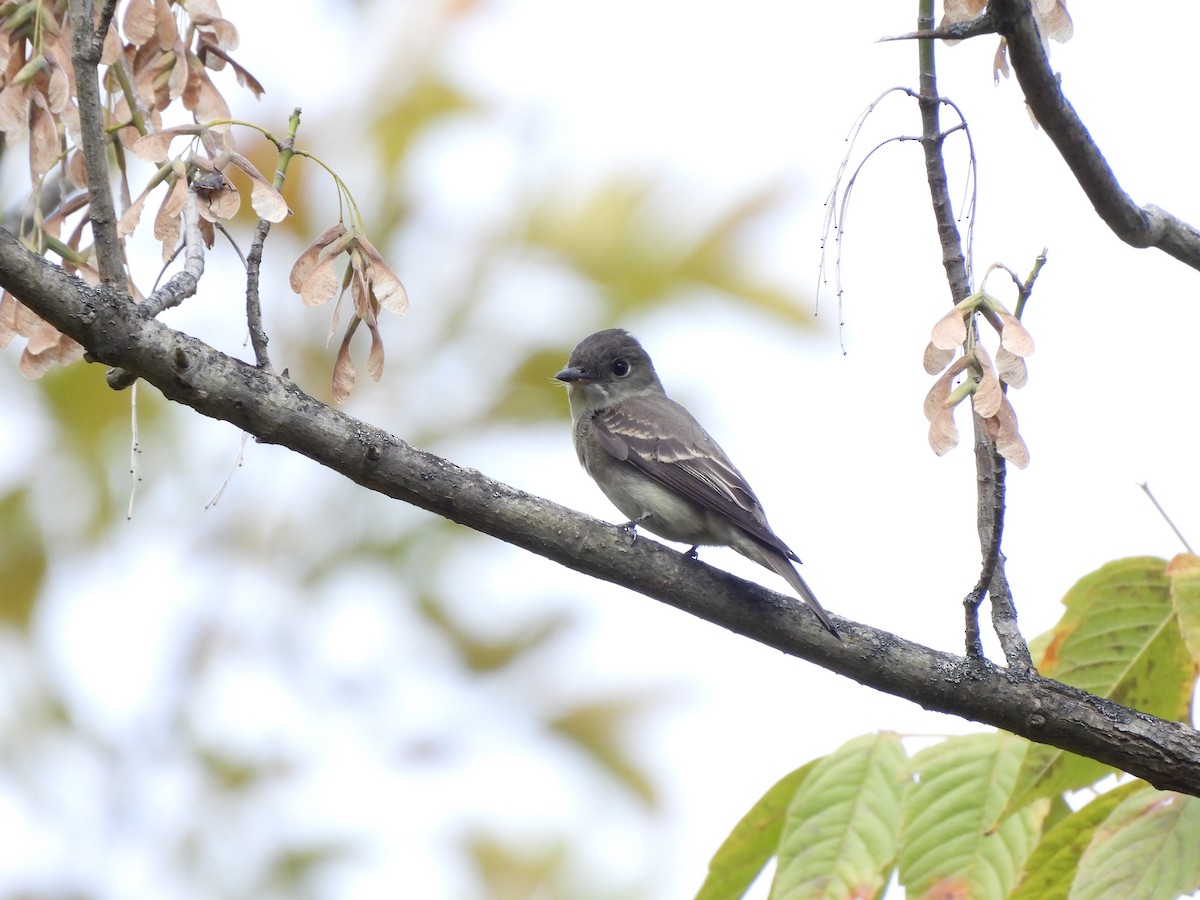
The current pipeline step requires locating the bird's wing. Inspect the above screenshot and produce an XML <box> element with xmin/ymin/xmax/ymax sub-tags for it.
<box><xmin>592</xmin><ymin>393</ymin><xmax>799</xmax><ymax>561</ymax></box>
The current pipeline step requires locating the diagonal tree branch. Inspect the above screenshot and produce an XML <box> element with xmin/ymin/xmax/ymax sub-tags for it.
<box><xmin>991</xmin><ymin>0</ymin><xmax>1200</xmax><ymax>270</ymax></box>
<box><xmin>3</xmin><ymin>227</ymin><xmax>1200</xmax><ymax>796</ymax></box>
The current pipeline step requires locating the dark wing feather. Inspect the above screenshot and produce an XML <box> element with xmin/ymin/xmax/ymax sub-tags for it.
<box><xmin>593</xmin><ymin>393</ymin><xmax>799</xmax><ymax>561</ymax></box>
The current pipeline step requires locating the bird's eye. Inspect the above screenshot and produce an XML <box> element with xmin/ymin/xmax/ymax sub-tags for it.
<box><xmin>611</xmin><ymin>359</ymin><xmax>631</xmax><ymax>377</ymax></box>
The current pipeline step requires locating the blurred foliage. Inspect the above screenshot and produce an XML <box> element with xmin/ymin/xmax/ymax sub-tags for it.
<box><xmin>0</xmin><ymin>1</ymin><xmax>819</xmax><ymax>897</ymax></box>
<box><xmin>0</xmin><ymin>488</ymin><xmax>44</xmax><ymax>628</ymax></box>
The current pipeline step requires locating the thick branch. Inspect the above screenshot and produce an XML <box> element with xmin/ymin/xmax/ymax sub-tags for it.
<box><xmin>3</xmin><ymin>229</ymin><xmax>1200</xmax><ymax>795</ymax></box>
<box><xmin>990</xmin><ymin>0</ymin><xmax>1200</xmax><ymax>270</ymax></box>
<box><xmin>67</xmin><ymin>0</ymin><xmax>125</xmax><ymax>286</ymax></box>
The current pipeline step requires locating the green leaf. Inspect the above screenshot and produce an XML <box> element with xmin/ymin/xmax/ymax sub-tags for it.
<box><xmin>899</xmin><ymin>733</ymin><xmax>1045</xmax><ymax>898</ymax></box>
<box><xmin>1169</xmin><ymin>552</ymin><xmax>1200</xmax><ymax>666</ymax></box>
<box><xmin>696</xmin><ymin>761</ymin><xmax>817</xmax><ymax>900</ymax></box>
<box><xmin>1070</xmin><ymin>787</ymin><xmax>1200</xmax><ymax>900</ymax></box>
<box><xmin>1013</xmin><ymin>780</ymin><xmax>1147</xmax><ymax>900</ymax></box>
<box><xmin>1011</xmin><ymin>557</ymin><xmax>1193</xmax><ymax>809</ymax></box>
<box><xmin>768</xmin><ymin>732</ymin><xmax>907</xmax><ymax>900</ymax></box>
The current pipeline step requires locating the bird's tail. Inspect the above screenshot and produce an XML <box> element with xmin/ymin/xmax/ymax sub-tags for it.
<box><xmin>758</xmin><ymin>547</ymin><xmax>840</xmax><ymax>639</ymax></box>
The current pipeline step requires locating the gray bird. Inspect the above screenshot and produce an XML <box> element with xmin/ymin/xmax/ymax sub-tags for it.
<box><xmin>556</xmin><ymin>328</ymin><xmax>839</xmax><ymax>637</ymax></box>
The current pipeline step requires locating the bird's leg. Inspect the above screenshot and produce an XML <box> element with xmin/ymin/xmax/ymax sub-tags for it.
<box><xmin>618</xmin><ymin>514</ymin><xmax>648</xmax><ymax>544</ymax></box>
<box><xmin>684</xmin><ymin>545</ymin><xmax>700</xmax><ymax>559</ymax></box>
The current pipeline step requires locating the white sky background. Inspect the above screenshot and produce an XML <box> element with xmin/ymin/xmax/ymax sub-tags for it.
<box><xmin>4</xmin><ymin>0</ymin><xmax>1200</xmax><ymax>898</ymax></box>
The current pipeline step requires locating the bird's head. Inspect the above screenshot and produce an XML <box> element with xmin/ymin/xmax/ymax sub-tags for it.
<box><xmin>555</xmin><ymin>328</ymin><xmax>664</xmax><ymax>413</ymax></box>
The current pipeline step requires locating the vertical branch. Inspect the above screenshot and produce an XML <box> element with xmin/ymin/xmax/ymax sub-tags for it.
<box><xmin>245</xmin><ymin>108</ymin><xmax>303</xmax><ymax>371</ymax></box>
<box><xmin>914</xmin><ymin>0</ymin><xmax>1016</xmax><ymax>660</ymax></box>
<box><xmin>915</xmin><ymin>0</ymin><xmax>970</xmax><ymax>306</ymax></box>
<box><xmin>67</xmin><ymin>0</ymin><xmax>125</xmax><ymax>288</ymax></box>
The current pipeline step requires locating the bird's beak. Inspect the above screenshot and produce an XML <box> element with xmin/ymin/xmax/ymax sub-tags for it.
<box><xmin>555</xmin><ymin>365</ymin><xmax>590</xmax><ymax>383</ymax></box>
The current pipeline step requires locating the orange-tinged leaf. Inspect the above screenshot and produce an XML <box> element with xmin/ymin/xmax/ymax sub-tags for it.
<box><xmin>356</xmin><ymin>234</ymin><xmax>408</xmax><ymax>315</ymax></box>
<box><xmin>971</xmin><ymin>346</ymin><xmax>1001</xmax><ymax>418</ymax></box>
<box><xmin>1034</xmin><ymin>0</ymin><xmax>1073</xmax><ymax>44</ymax></box>
<box><xmin>46</xmin><ymin>58</ymin><xmax>69</xmax><ymax>113</ymax></box>
<box><xmin>332</xmin><ymin>329</ymin><xmax>356</xmax><ymax>403</ymax></box>
<box><xmin>930</xmin><ymin>306</ymin><xmax>967</xmax><ymax>350</ymax></box>
<box><xmin>300</xmin><ymin>253</ymin><xmax>342</xmax><ymax>308</ymax></box>
<box><xmin>996</xmin><ymin>346</ymin><xmax>1027</xmax><ymax>388</ymax></box>
<box><xmin>366</xmin><ymin>320</ymin><xmax>385</xmax><ymax>382</ymax></box>
<box><xmin>924</xmin><ymin>340</ymin><xmax>955</xmax><ymax>375</ymax></box>
<box><xmin>132</xmin><ymin>124</ymin><xmax>201</xmax><ymax>162</ymax></box>
<box><xmin>289</xmin><ymin>223</ymin><xmax>349</xmax><ymax>292</ymax></box>
<box><xmin>191</xmin><ymin>13</ymin><xmax>240</xmax><ymax>51</ymax></box>
<box><xmin>118</xmin><ymin>192</ymin><xmax>148</xmax><ymax>237</ymax></box>
<box><xmin>28</xmin><ymin>93</ymin><xmax>58</xmax><ymax>183</ymax></box>
<box><xmin>929</xmin><ymin>406</ymin><xmax>959</xmax><ymax>456</ymax></box>
<box><xmin>0</xmin><ymin>83</ymin><xmax>30</xmax><ymax>135</ymax></box>
<box><xmin>154</xmin><ymin>176</ymin><xmax>187</xmax><ymax>259</ymax></box>
<box><xmin>0</xmin><ymin>291</ymin><xmax>22</xmax><ymax>348</ymax></box>
<box><xmin>183</xmin><ymin>57</ymin><xmax>230</xmax><ymax>123</ymax></box>
<box><xmin>153</xmin><ymin>0</ymin><xmax>180</xmax><ymax>44</ymax></box>
<box><xmin>123</xmin><ymin>0</ymin><xmax>156</xmax><ymax>45</ymax></box>
<box><xmin>249</xmin><ymin>178</ymin><xmax>288</xmax><ymax>222</ymax></box>
<box><xmin>996</xmin><ymin>311</ymin><xmax>1035</xmax><ymax>357</ymax></box>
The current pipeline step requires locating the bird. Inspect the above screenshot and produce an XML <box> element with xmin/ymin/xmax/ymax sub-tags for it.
<box><xmin>555</xmin><ymin>328</ymin><xmax>838</xmax><ymax>638</ymax></box>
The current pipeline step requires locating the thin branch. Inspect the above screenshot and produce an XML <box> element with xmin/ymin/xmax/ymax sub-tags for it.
<box><xmin>67</xmin><ymin>0</ymin><xmax>125</xmax><ymax>288</ymax></box>
<box><xmin>915</xmin><ymin>7</ymin><xmax>971</xmax><ymax>305</ymax></box>
<box><xmin>989</xmin><ymin>556</ymin><xmax>1032</xmax><ymax>670</ymax></box>
<box><xmin>94</xmin><ymin>0</ymin><xmax>118</xmax><ymax>46</ymax></box>
<box><xmin>245</xmin><ymin>108</ymin><xmax>302</xmax><ymax>371</ymax></box>
<box><xmin>880</xmin><ymin>9</ymin><xmax>998</xmax><ymax>44</ymax></box>
<box><xmin>914</xmin><ymin>0</ymin><xmax>1012</xmax><ymax>661</ymax></box>
<box><xmin>1140</xmin><ymin>483</ymin><xmax>1195</xmax><ymax>554</ymax></box>
<box><xmin>142</xmin><ymin>190</ymin><xmax>205</xmax><ymax>317</ymax></box>
<box><xmin>989</xmin><ymin>0</ymin><xmax>1200</xmax><ymax>271</ymax></box>
<box><xmin>5</xmin><ymin>230</ymin><xmax>1200</xmax><ymax>795</ymax></box>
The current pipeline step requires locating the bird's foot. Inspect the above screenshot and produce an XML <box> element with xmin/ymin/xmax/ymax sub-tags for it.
<box><xmin>618</xmin><ymin>517</ymin><xmax>644</xmax><ymax>545</ymax></box>
<box><xmin>684</xmin><ymin>545</ymin><xmax>700</xmax><ymax>560</ymax></box>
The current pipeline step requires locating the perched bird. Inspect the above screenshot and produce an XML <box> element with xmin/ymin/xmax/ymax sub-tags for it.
<box><xmin>556</xmin><ymin>328</ymin><xmax>838</xmax><ymax>638</ymax></box>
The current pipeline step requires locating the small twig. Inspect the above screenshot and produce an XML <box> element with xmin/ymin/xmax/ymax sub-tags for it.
<box><xmin>1015</xmin><ymin>248</ymin><xmax>1047</xmax><ymax>320</ymax></box>
<box><xmin>245</xmin><ymin>108</ymin><xmax>302</xmax><ymax>371</ymax></box>
<box><xmin>879</xmin><ymin>9</ymin><xmax>998</xmax><ymax>44</ymax></box>
<box><xmin>141</xmin><ymin>189</ymin><xmax>205</xmax><ymax>317</ymax></box>
<box><xmin>205</xmin><ymin>431</ymin><xmax>250</xmax><ymax>509</ymax></box>
<box><xmin>214</xmin><ymin>222</ymin><xmax>249</xmax><ymax>269</ymax></box>
<box><xmin>1140</xmin><ymin>483</ymin><xmax>1195</xmax><ymax>554</ymax></box>
<box><xmin>95</xmin><ymin>0</ymin><xmax>119</xmax><ymax>47</ymax></box>
<box><xmin>126</xmin><ymin>380</ymin><xmax>141</xmax><ymax>519</ymax></box>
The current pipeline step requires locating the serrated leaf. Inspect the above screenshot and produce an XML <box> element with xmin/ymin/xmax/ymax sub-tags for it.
<box><xmin>1168</xmin><ymin>553</ymin><xmax>1200</xmax><ymax>666</ymax></box>
<box><xmin>769</xmin><ymin>732</ymin><xmax>907</xmax><ymax>900</ymax></box>
<box><xmin>1011</xmin><ymin>558</ymin><xmax>1193</xmax><ymax>809</ymax></box>
<box><xmin>900</xmin><ymin>733</ymin><xmax>1045</xmax><ymax>899</ymax></box>
<box><xmin>1013</xmin><ymin>780</ymin><xmax>1147</xmax><ymax>900</ymax></box>
<box><xmin>697</xmin><ymin>762</ymin><xmax>817</xmax><ymax>900</ymax></box>
<box><xmin>1070</xmin><ymin>788</ymin><xmax>1200</xmax><ymax>900</ymax></box>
